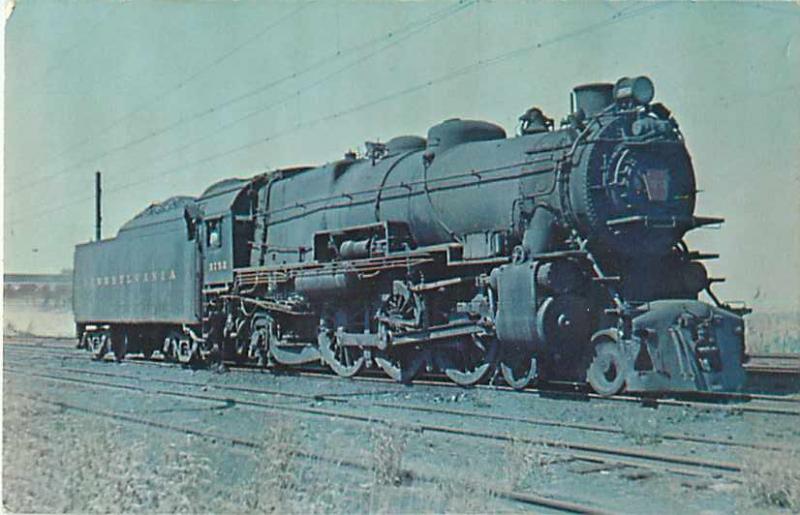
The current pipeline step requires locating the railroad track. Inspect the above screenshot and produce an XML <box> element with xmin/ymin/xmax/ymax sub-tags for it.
<box><xmin>5</xmin><ymin>338</ymin><xmax>800</xmax><ymax>416</ymax></box>
<box><xmin>1</xmin><ymin>358</ymin><xmax>753</xmax><ymax>483</ymax></box>
<box><xmin>7</xmin><ymin>391</ymin><xmax>603</xmax><ymax>515</ymax></box>
<box><xmin>3</xmin><ymin>354</ymin><xmax>796</xmax><ymax>455</ymax></box>
<box><xmin>8</xmin><ymin>341</ymin><xmax>800</xmax><ymax>415</ymax></box>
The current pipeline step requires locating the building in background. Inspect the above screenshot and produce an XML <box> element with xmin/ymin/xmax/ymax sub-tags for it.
<box><xmin>4</xmin><ymin>270</ymin><xmax>73</xmax><ymax>309</ymax></box>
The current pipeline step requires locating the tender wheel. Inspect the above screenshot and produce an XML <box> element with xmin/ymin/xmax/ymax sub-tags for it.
<box><xmin>90</xmin><ymin>333</ymin><xmax>108</xmax><ymax>360</ymax></box>
<box><xmin>141</xmin><ymin>341</ymin><xmax>154</xmax><ymax>360</ymax></box>
<box><xmin>176</xmin><ymin>336</ymin><xmax>198</xmax><ymax>365</ymax></box>
<box><xmin>375</xmin><ymin>347</ymin><xmax>428</xmax><ymax>384</ymax></box>
<box><xmin>77</xmin><ymin>332</ymin><xmax>88</xmax><ymax>350</ymax></box>
<box><xmin>500</xmin><ymin>352</ymin><xmax>538</xmax><ymax>390</ymax></box>
<box><xmin>435</xmin><ymin>334</ymin><xmax>499</xmax><ymax>387</ymax></box>
<box><xmin>162</xmin><ymin>332</ymin><xmax>179</xmax><ymax>362</ymax></box>
<box><xmin>112</xmin><ymin>332</ymin><xmax>127</xmax><ymax>362</ymax></box>
<box><xmin>318</xmin><ymin>331</ymin><xmax>365</xmax><ymax>378</ymax></box>
<box><xmin>587</xmin><ymin>341</ymin><xmax>628</xmax><ymax>396</ymax></box>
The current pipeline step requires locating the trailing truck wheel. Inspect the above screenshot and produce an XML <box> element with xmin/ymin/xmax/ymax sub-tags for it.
<box><xmin>587</xmin><ymin>341</ymin><xmax>628</xmax><ymax>396</ymax></box>
<box><xmin>249</xmin><ymin>316</ymin><xmax>272</xmax><ymax>367</ymax></box>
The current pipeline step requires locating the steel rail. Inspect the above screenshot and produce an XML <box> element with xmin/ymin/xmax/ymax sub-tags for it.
<box><xmin>5</xmin><ymin>340</ymin><xmax>800</xmax><ymax>416</ymax></box>
<box><xmin>9</xmin><ymin>391</ymin><xmax>606</xmax><ymax>515</ymax></box>
<box><xmin>4</xmin><ymin>365</ymin><xmax>744</xmax><ymax>481</ymax></box>
<box><xmin>3</xmin><ymin>356</ymin><xmax>794</xmax><ymax>454</ymax></box>
<box><xmin>5</xmin><ymin>337</ymin><xmax>800</xmax><ymax>413</ymax></box>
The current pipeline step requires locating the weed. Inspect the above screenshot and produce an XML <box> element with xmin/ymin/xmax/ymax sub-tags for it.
<box><xmin>502</xmin><ymin>437</ymin><xmax>558</xmax><ymax>489</ymax></box>
<box><xmin>159</xmin><ymin>442</ymin><xmax>215</xmax><ymax>512</ymax></box>
<box><xmin>232</xmin><ymin>418</ymin><xmax>304</xmax><ymax>513</ymax></box>
<box><xmin>369</xmin><ymin>424</ymin><xmax>409</xmax><ymax>487</ymax></box>
<box><xmin>620</xmin><ymin>416</ymin><xmax>664</xmax><ymax>446</ymax></box>
<box><xmin>434</xmin><ymin>476</ymin><xmax>495</xmax><ymax>513</ymax></box>
<box><xmin>739</xmin><ymin>450</ymin><xmax>800</xmax><ymax>511</ymax></box>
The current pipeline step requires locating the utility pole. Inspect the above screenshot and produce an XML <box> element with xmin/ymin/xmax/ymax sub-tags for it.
<box><xmin>95</xmin><ymin>171</ymin><xmax>102</xmax><ymax>241</ymax></box>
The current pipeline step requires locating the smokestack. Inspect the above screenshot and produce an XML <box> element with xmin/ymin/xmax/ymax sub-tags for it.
<box><xmin>571</xmin><ymin>83</ymin><xmax>614</xmax><ymax>117</ymax></box>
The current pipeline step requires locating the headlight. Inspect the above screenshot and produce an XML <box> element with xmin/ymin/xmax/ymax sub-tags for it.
<box><xmin>614</xmin><ymin>76</ymin><xmax>655</xmax><ymax>105</ymax></box>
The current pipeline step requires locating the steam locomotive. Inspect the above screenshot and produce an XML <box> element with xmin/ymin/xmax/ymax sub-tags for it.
<box><xmin>74</xmin><ymin>76</ymin><xmax>749</xmax><ymax>395</ymax></box>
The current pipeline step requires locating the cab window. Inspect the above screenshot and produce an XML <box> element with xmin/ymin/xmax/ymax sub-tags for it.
<box><xmin>206</xmin><ymin>219</ymin><xmax>222</xmax><ymax>248</ymax></box>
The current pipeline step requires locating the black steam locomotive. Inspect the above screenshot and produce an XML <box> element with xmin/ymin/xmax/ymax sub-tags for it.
<box><xmin>74</xmin><ymin>76</ymin><xmax>748</xmax><ymax>395</ymax></box>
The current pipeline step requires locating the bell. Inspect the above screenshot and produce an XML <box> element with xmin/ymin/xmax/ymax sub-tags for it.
<box><xmin>519</xmin><ymin>107</ymin><xmax>553</xmax><ymax>134</ymax></box>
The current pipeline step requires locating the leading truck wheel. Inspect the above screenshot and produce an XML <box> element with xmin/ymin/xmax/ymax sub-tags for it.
<box><xmin>587</xmin><ymin>341</ymin><xmax>628</xmax><ymax>396</ymax></box>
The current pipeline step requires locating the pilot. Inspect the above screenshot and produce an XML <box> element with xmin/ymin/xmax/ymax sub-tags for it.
<box><xmin>518</xmin><ymin>107</ymin><xmax>554</xmax><ymax>135</ymax></box>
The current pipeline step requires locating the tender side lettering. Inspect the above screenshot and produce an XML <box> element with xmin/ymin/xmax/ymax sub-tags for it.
<box><xmin>88</xmin><ymin>268</ymin><xmax>179</xmax><ymax>288</ymax></box>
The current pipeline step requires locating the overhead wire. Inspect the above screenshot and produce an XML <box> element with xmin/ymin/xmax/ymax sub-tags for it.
<box><xmin>12</xmin><ymin>0</ymin><xmax>473</xmax><ymax>194</ymax></box>
<box><xmin>111</xmin><ymin>3</ymin><xmax>662</xmax><ymax>188</ymax></box>
<box><xmin>15</xmin><ymin>2</ymin><xmax>314</xmax><ymax>188</ymax></box>
<box><xmin>8</xmin><ymin>2</ymin><xmax>662</xmax><ymax>226</ymax></box>
<box><xmin>28</xmin><ymin>3</ymin><xmax>800</xmax><ymax>228</ymax></box>
<box><xmin>25</xmin><ymin>4</ymin><xmax>117</xmax><ymax>90</ymax></box>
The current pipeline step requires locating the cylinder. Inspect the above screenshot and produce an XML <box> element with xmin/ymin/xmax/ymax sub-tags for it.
<box><xmin>535</xmin><ymin>260</ymin><xmax>583</xmax><ymax>294</ymax></box>
<box><xmin>295</xmin><ymin>271</ymin><xmax>360</xmax><ymax>299</ymax></box>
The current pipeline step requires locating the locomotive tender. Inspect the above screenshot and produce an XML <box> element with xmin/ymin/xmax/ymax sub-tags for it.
<box><xmin>74</xmin><ymin>76</ymin><xmax>748</xmax><ymax>395</ymax></box>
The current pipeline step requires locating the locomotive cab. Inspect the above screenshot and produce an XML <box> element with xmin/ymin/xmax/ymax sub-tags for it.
<box><xmin>195</xmin><ymin>178</ymin><xmax>255</xmax><ymax>288</ymax></box>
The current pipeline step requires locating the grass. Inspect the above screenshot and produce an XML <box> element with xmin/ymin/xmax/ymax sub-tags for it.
<box><xmin>2</xmin><ymin>392</ymin><xmax>223</xmax><ymax>513</ymax></box>
<box><xmin>231</xmin><ymin>418</ymin><xmax>307</xmax><ymax>513</ymax></box>
<box><xmin>620</xmin><ymin>416</ymin><xmax>664</xmax><ymax>446</ymax></box>
<box><xmin>368</xmin><ymin>425</ymin><xmax>410</xmax><ymax>487</ymax></box>
<box><xmin>3</xmin><ymin>387</ymin><xmax>515</xmax><ymax>514</ymax></box>
<box><xmin>739</xmin><ymin>449</ymin><xmax>800</xmax><ymax>511</ymax></box>
<box><xmin>501</xmin><ymin>437</ymin><xmax>559</xmax><ymax>490</ymax></box>
<box><xmin>2</xmin><ymin>392</ymin><xmax>318</xmax><ymax>513</ymax></box>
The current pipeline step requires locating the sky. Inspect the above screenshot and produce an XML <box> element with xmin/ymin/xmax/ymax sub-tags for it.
<box><xmin>4</xmin><ymin>0</ymin><xmax>800</xmax><ymax>311</ymax></box>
